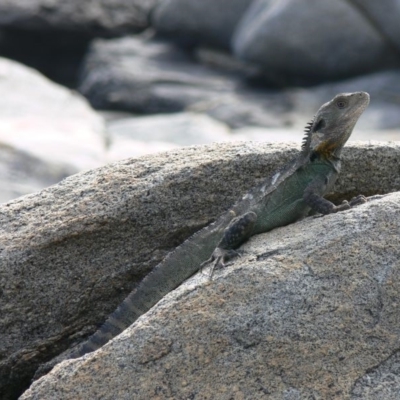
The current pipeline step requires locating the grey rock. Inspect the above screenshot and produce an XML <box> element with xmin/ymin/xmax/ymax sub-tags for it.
<box><xmin>0</xmin><ymin>0</ymin><xmax>160</xmax><ymax>36</ymax></box>
<box><xmin>79</xmin><ymin>35</ymin><xmax>288</xmax><ymax>128</ymax></box>
<box><xmin>0</xmin><ymin>57</ymin><xmax>105</xmax><ymax>172</ymax></box>
<box><xmin>351</xmin><ymin>350</ymin><xmax>400</xmax><ymax>399</ymax></box>
<box><xmin>232</xmin><ymin>0</ymin><xmax>400</xmax><ymax>85</ymax></box>
<box><xmin>20</xmin><ymin>189</ymin><xmax>400</xmax><ymax>399</ymax></box>
<box><xmin>151</xmin><ymin>0</ymin><xmax>253</xmax><ymax>49</ymax></box>
<box><xmin>0</xmin><ymin>142</ymin><xmax>77</xmax><ymax>204</ymax></box>
<box><xmin>1</xmin><ymin>141</ymin><xmax>399</xmax><ymax>399</ymax></box>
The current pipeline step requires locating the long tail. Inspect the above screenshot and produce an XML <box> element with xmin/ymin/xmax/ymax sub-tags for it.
<box><xmin>72</xmin><ymin>217</ymin><xmax>229</xmax><ymax>357</ymax></box>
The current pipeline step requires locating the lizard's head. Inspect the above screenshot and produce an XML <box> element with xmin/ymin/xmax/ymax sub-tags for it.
<box><xmin>302</xmin><ymin>91</ymin><xmax>370</xmax><ymax>158</ymax></box>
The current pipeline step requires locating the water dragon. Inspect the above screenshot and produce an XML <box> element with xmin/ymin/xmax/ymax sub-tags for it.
<box><xmin>37</xmin><ymin>91</ymin><xmax>370</xmax><ymax>375</ymax></box>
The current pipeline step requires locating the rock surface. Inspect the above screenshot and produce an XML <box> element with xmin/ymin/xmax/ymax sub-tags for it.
<box><xmin>20</xmin><ymin>190</ymin><xmax>400</xmax><ymax>399</ymax></box>
<box><xmin>152</xmin><ymin>0</ymin><xmax>253</xmax><ymax>48</ymax></box>
<box><xmin>1</xmin><ymin>141</ymin><xmax>400</xmax><ymax>399</ymax></box>
<box><xmin>0</xmin><ymin>57</ymin><xmax>105</xmax><ymax>171</ymax></box>
<box><xmin>232</xmin><ymin>0</ymin><xmax>400</xmax><ymax>85</ymax></box>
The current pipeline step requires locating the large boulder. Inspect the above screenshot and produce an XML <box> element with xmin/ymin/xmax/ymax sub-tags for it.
<box><xmin>21</xmin><ymin>190</ymin><xmax>400</xmax><ymax>399</ymax></box>
<box><xmin>232</xmin><ymin>0</ymin><xmax>400</xmax><ymax>85</ymax></box>
<box><xmin>151</xmin><ymin>0</ymin><xmax>253</xmax><ymax>49</ymax></box>
<box><xmin>1</xmin><ymin>141</ymin><xmax>399</xmax><ymax>399</ymax></box>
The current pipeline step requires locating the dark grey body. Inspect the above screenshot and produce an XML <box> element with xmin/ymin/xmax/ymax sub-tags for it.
<box><xmin>37</xmin><ymin>91</ymin><xmax>370</xmax><ymax>374</ymax></box>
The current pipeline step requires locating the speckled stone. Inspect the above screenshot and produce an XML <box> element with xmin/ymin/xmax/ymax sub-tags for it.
<box><xmin>1</xmin><ymin>141</ymin><xmax>399</xmax><ymax>399</ymax></box>
<box><xmin>21</xmin><ymin>191</ymin><xmax>400</xmax><ymax>399</ymax></box>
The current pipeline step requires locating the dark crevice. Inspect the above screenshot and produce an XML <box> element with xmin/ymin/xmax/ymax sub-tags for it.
<box><xmin>0</xmin><ymin>27</ymin><xmax>91</xmax><ymax>88</ymax></box>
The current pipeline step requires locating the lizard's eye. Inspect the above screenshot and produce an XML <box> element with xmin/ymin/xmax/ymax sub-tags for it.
<box><xmin>336</xmin><ymin>99</ymin><xmax>348</xmax><ymax>109</ymax></box>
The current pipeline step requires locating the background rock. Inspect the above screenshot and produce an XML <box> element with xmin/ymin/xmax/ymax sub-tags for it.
<box><xmin>232</xmin><ymin>0</ymin><xmax>400</xmax><ymax>85</ymax></box>
<box><xmin>79</xmin><ymin>36</ymin><xmax>400</xmax><ymax>133</ymax></box>
<box><xmin>20</xmin><ymin>191</ymin><xmax>400</xmax><ymax>399</ymax></box>
<box><xmin>0</xmin><ymin>0</ymin><xmax>159</xmax><ymax>36</ymax></box>
<box><xmin>0</xmin><ymin>57</ymin><xmax>105</xmax><ymax>171</ymax></box>
<box><xmin>0</xmin><ymin>143</ymin><xmax>76</xmax><ymax>204</ymax></box>
<box><xmin>350</xmin><ymin>0</ymin><xmax>400</xmax><ymax>54</ymax></box>
<box><xmin>1</xmin><ymin>141</ymin><xmax>399</xmax><ymax>399</ymax></box>
<box><xmin>0</xmin><ymin>0</ymin><xmax>161</xmax><ymax>85</ymax></box>
<box><xmin>79</xmin><ymin>35</ymin><xmax>288</xmax><ymax>128</ymax></box>
<box><xmin>152</xmin><ymin>0</ymin><xmax>253</xmax><ymax>48</ymax></box>
<box><xmin>106</xmin><ymin>112</ymin><xmax>234</xmax><ymax>162</ymax></box>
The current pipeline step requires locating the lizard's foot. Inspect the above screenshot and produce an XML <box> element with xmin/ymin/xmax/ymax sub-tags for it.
<box><xmin>200</xmin><ymin>248</ymin><xmax>241</xmax><ymax>280</ymax></box>
<box><xmin>334</xmin><ymin>194</ymin><xmax>367</xmax><ymax>212</ymax></box>
<box><xmin>349</xmin><ymin>194</ymin><xmax>367</xmax><ymax>206</ymax></box>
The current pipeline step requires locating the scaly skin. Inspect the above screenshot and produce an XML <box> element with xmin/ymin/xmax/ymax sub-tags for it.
<box><xmin>36</xmin><ymin>91</ymin><xmax>370</xmax><ymax>377</ymax></box>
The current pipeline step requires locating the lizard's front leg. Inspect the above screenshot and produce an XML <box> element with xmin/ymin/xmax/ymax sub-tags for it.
<box><xmin>201</xmin><ymin>211</ymin><xmax>257</xmax><ymax>279</ymax></box>
<box><xmin>303</xmin><ymin>178</ymin><xmax>367</xmax><ymax>214</ymax></box>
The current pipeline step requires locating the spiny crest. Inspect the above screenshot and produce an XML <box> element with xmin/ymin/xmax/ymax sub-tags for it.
<box><xmin>301</xmin><ymin>116</ymin><xmax>314</xmax><ymax>151</ymax></box>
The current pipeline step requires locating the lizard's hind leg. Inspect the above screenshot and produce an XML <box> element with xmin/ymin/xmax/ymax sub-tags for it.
<box><xmin>200</xmin><ymin>211</ymin><xmax>257</xmax><ymax>279</ymax></box>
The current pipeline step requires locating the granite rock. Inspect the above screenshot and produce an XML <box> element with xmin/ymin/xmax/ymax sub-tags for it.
<box><xmin>1</xmin><ymin>141</ymin><xmax>399</xmax><ymax>399</ymax></box>
<box><xmin>20</xmin><ymin>190</ymin><xmax>400</xmax><ymax>399</ymax></box>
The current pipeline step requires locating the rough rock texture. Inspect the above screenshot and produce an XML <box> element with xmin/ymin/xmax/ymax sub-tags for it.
<box><xmin>0</xmin><ymin>57</ymin><xmax>105</xmax><ymax>171</ymax></box>
<box><xmin>79</xmin><ymin>35</ymin><xmax>286</xmax><ymax>128</ymax></box>
<box><xmin>0</xmin><ymin>143</ymin><xmax>77</xmax><ymax>204</ymax></box>
<box><xmin>0</xmin><ymin>0</ymin><xmax>159</xmax><ymax>36</ymax></box>
<box><xmin>1</xmin><ymin>141</ymin><xmax>400</xmax><ymax>399</ymax></box>
<box><xmin>152</xmin><ymin>0</ymin><xmax>253</xmax><ymax>48</ymax></box>
<box><xmin>21</xmin><ymin>191</ymin><xmax>400</xmax><ymax>399</ymax></box>
<box><xmin>232</xmin><ymin>0</ymin><xmax>400</xmax><ymax>85</ymax></box>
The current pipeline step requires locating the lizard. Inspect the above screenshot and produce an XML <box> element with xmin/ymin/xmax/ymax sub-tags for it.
<box><xmin>36</xmin><ymin>91</ymin><xmax>370</xmax><ymax>376</ymax></box>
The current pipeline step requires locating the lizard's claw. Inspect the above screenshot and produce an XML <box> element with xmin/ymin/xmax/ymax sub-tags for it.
<box><xmin>200</xmin><ymin>248</ymin><xmax>240</xmax><ymax>280</ymax></box>
<box><xmin>349</xmin><ymin>194</ymin><xmax>367</xmax><ymax>206</ymax></box>
<box><xmin>334</xmin><ymin>194</ymin><xmax>367</xmax><ymax>212</ymax></box>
